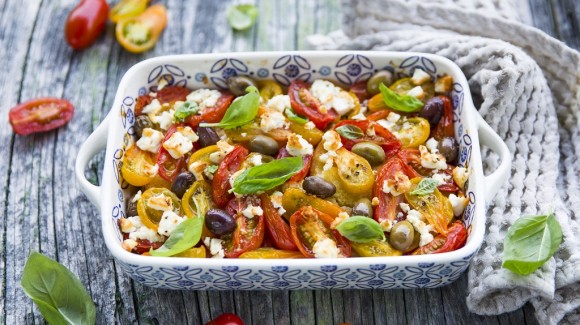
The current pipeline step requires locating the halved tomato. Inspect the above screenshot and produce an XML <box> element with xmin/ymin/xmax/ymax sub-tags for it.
<box><xmin>350</xmin><ymin>240</ymin><xmax>402</xmax><ymax>257</ymax></box>
<box><xmin>185</xmin><ymin>91</ymin><xmax>235</xmax><ymax>129</ymax></box>
<box><xmin>121</xmin><ymin>145</ymin><xmax>157</xmax><ymax>186</ymax></box>
<box><xmin>9</xmin><ymin>98</ymin><xmax>74</xmax><ymax>135</ymax></box>
<box><xmin>431</xmin><ymin>96</ymin><xmax>454</xmax><ymax>140</ymax></box>
<box><xmin>288</xmin><ymin>80</ymin><xmax>338</xmax><ymax>130</ymax></box>
<box><xmin>135</xmin><ymin>86</ymin><xmax>191</xmax><ymax>115</ymax></box>
<box><xmin>281</xmin><ymin>187</ymin><xmax>345</xmax><ymax>220</ymax></box>
<box><xmin>156</xmin><ymin>124</ymin><xmax>187</xmax><ymax>182</ymax></box>
<box><xmin>333</xmin><ymin>119</ymin><xmax>401</xmax><ymax>158</ymax></box>
<box><xmin>239</xmin><ymin>248</ymin><xmax>304</xmax><ymax>259</ymax></box>
<box><xmin>260</xmin><ymin>194</ymin><xmax>298</xmax><ymax>251</ymax></box>
<box><xmin>404</xmin><ymin>177</ymin><xmax>453</xmax><ymax>235</ymax></box>
<box><xmin>212</xmin><ymin>145</ymin><xmax>249</xmax><ymax>208</ymax></box>
<box><xmin>115</xmin><ymin>4</ymin><xmax>167</xmax><ymax>53</ymax></box>
<box><xmin>137</xmin><ymin>187</ymin><xmax>181</xmax><ymax>231</ymax></box>
<box><xmin>412</xmin><ymin>221</ymin><xmax>467</xmax><ymax>255</ymax></box>
<box><xmin>222</xmin><ymin>196</ymin><xmax>265</xmax><ymax>258</ymax></box>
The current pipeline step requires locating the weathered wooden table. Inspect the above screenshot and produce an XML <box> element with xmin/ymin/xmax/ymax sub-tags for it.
<box><xmin>1</xmin><ymin>0</ymin><xmax>578</xmax><ymax>324</ymax></box>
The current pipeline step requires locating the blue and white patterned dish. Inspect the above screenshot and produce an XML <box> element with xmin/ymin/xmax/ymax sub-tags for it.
<box><xmin>75</xmin><ymin>51</ymin><xmax>511</xmax><ymax>290</ymax></box>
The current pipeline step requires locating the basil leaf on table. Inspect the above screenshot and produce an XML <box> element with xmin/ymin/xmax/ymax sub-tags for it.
<box><xmin>227</xmin><ymin>4</ymin><xmax>259</xmax><ymax>31</ymax></box>
<box><xmin>336</xmin><ymin>216</ymin><xmax>386</xmax><ymax>243</ymax></box>
<box><xmin>150</xmin><ymin>217</ymin><xmax>204</xmax><ymax>257</ymax></box>
<box><xmin>335</xmin><ymin>124</ymin><xmax>364</xmax><ymax>140</ymax></box>
<box><xmin>502</xmin><ymin>213</ymin><xmax>562</xmax><ymax>275</ymax></box>
<box><xmin>21</xmin><ymin>252</ymin><xmax>96</xmax><ymax>325</ymax></box>
<box><xmin>379</xmin><ymin>83</ymin><xmax>424</xmax><ymax>113</ymax></box>
<box><xmin>174</xmin><ymin>101</ymin><xmax>199</xmax><ymax>121</ymax></box>
<box><xmin>232</xmin><ymin>156</ymin><xmax>303</xmax><ymax>194</ymax></box>
<box><xmin>409</xmin><ymin>178</ymin><xmax>439</xmax><ymax>195</ymax></box>
<box><xmin>200</xmin><ymin>86</ymin><xmax>260</xmax><ymax>129</ymax></box>
<box><xmin>285</xmin><ymin>108</ymin><xmax>309</xmax><ymax>124</ymax></box>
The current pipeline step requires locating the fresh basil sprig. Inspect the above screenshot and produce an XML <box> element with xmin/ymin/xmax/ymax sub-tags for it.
<box><xmin>285</xmin><ymin>108</ymin><xmax>309</xmax><ymax>124</ymax></box>
<box><xmin>227</xmin><ymin>4</ymin><xmax>259</xmax><ymax>31</ymax></box>
<box><xmin>336</xmin><ymin>216</ymin><xmax>386</xmax><ymax>243</ymax></box>
<box><xmin>379</xmin><ymin>83</ymin><xmax>424</xmax><ymax>113</ymax></box>
<box><xmin>232</xmin><ymin>156</ymin><xmax>303</xmax><ymax>194</ymax></box>
<box><xmin>199</xmin><ymin>86</ymin><xmax>260</xmax><ymax>129</ymax></box>
<box><xmin>409</xmin><ymin>178</ymin><xmax>439</xmax><ymax>195</ymax></box>
<box><xmin>502</xmin><ymin>213</ymin><xmax>562</xmax><ymax>275</ymax></box>
<box><xmin>21</xmin><ymin>252</ymin><xmax>96</xmax><ymax>325</ymax></box>
<box><xmin>335</xmin><ymin>124</ymin><xmax>364</xmax><ymax>140</ymax></box>
<box><xmin>174</xmin><ymin>101</ymin><xmax>199</xmax><ymax>121</ymax></box>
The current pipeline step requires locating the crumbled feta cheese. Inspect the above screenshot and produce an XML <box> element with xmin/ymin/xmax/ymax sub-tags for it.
<box><xmin>382</xmin><ymin>172</ymin><xmax>412</xmax><ymax>196</ymax></box>
<box><xmin>157</xmin><ymin>78</ymin><xmax>168</xmax><ymax>90</ymax></box>
<box><xmin>452</xmin><ymin>167</ymin><xmax>469</xmax><ymax>189</ymax></box>
<box><xmin>419</xmin><ymin>145</ymin><xmax>447</xmax><ymax>170</ymax></box>
<box><xmin>127</xmin><ymin>215</ymin><xmax>163</xmax><ymax>243</ymax></box>
<box><xmin>270</xmin><ymin>191</ymin><xmax>286</xmax><ymax>216</ymax></box>
<box><xmin>449</xmin><ymin>194</ymin><xmax>469</xmax><ymax>217</ymax></box>
<box><xmin>203</xmin><ymin>165</ymin><xmax>216</xmax><ymax>180</ymax></box>
<box><xmin>435</xmin><ymin>75</ymin><xmax>453</xmax><ymax>93</ymax></box>
<box><xmin>387</xmin><ymin>112</ymin><xmax>401</xmax><ymax>123</ymax></box>
<box><xmin>322</xmin><ymin>156</ymin><xmax>334</xmax><ymax>171</ymax></box>
<box><xmin>136</xmin><ymin>128</ymin><xmax>164</xmax><ymax>153</ymax></box>
<box><xmin>411</xmin><ymin>69</ymin><xmax>431</xmax><ymax>85</ymax></box>
<box><xmin>304</xmin><ymin>121</ymin><xmax>316</xmax><ymax>129</ymax></box>
<box><xmin>149</xmin><ymin>110</ymin><xmax>175</xmax><ymax>131</ymax></box>
<box><xmin>406</xmin><ymin>209</ymin><xmax>434</xmax><ymax>246</ymax></box>
<box><xmin>186</xmin><ymin>89</ymin><xmax>222</xmax><ymax>110</ymax></box>
<box><xmin>209</xmin><ymin>140</ymin><xmax>235</xmax><ymax>164</ymax></box>
<box><xmin>425</xmin><ymin>138</ymin><xmax>439</xmax><ymax>153</ymax></box>
<box><xmin>149</xmin><ymin>92</ymin><xmax>157</xmax><ymax>98</ymax></box>
<box><xmin>366</xmin><ymin>123</ymin><xmax>376</xmax><ymax>137</ymax></box>
<box><xmin>157</xmin><ymin>211</ymin><xmax>185</xmax><ymax>236</ymax></box>
<box><xmin>178</xmin><ymin>126</ymin><xmax>199</xmax><ymax>142</ymax></box>
<box><xmin>372</xmin><ymin>197</ymin><xmax>380</xmax><ymax>206</ymax></box>
<box><xmin>147</xmin><ymin>194</ymin><xmax>173</xmax><ymax>211</ymax></box>
<box><xmin>286</xmin><ymin>133</ymin><xmax>313</xmax><ymax>156</ymax></box>
<box><xmin>380</xmin><ymin>219</ymin><xmax>394</xmax><ymax>232</ymax></box>
<box><xmin>351</xmin><ymin>112</ymin><xmax>366</xmax><ymax>120</ymax></box>
<box><xmin>312</xmin><ymin>237</ymin><xmax>342</xmax><ymax>258</ymax></box>
<box><xmin>248</xmin><ymin>154</ymin><xmax>263</xmax><ymax>167</ymax></box>
<box><xmin>399</xmin><ymin>202</ymin><xmax>410</xmax><ymax>213</ymax></box>
<box><xmin>163</xmin><ymin>131</ymin><xmax>194</xmax><ymax>159</ymax></box>
<box><xmin>310</xmin><ymin>80</ymin><xmax>355</xmax><ymax>115</ymax></box>
<box><xmin>432</xmin><ymin>173</ymin><xmax>451</xmax><ymax>185</ymax></box>
<box><xmin>204</xmin><ymin>237</ymin><xmax>225</xmax><ymax>258</ymax></box>
<box><xmin>376</xmin><ymin>112</ymin><xmax>402</xmax><ymax>133</ymax></box>
<box><xmin>406</xmin><ymin>86</ymin><xmax>425</xmax><ymax>99</ymax></box>
<box><xmin>141</xmin><ymin>99</ymin><xmax>162</xmax><ymax>115</ymax></box>
<box><xmin>330</xmin><ymin>212</ymin><xmax>350</xmax><ymax>229</ymax></box>
<box><xmin>242</xmin><ymin>204</ymin><xmax>264</xmax><ymax>219</ymax></box>
<box><xmin>265</xmin><ymin>95</ymin><xmax>290</xmax><ymax>112</ymax></box>
<box><xmin>260</xmin><ymin>110</ymin><xmax>289</xmax><ymax>132</ymax></box>
<box><xmin>120</xmin><ymin>217</ymin><xmax>138</xmax><ymax>233</ymax></box>
<box><xmin>131</xmin><ymin>190</ymin><xmax>142</xmax><ymax>203</ymax></box>
<box><xmin>323</xmin><ymin>130</ymin><xmax>343</xmax><ymax>152</ymax></box>
<box><xmin>122</xmin><ymin>239</ymin><xmax>138</xmax><ymax>251</ymax></box>
<box><xmin>189</xmin><ymin>160</ymin><xmax>207</xmax><ymax>181</ymax></box>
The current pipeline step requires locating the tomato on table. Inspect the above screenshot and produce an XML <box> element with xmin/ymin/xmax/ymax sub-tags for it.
<box><xmin>288</xmin><ymin>80</ymin><xmax>338</xmax><ymax>130</ymax></box>
<box><xmin>260</xmin><ymin>194</ymin><xmax>298</xmax><ymax>251</ymax></box>
<box><xmin>205</xmin><ymin>313</ymin><xmax>244</xmax><ymax>325</ymax></box>
<box><xmin>212</xmin><ymin>145</ymin><xmax>249</xmax><ymax>208</ymax></box>
<box><xmin>64</xmin><ymin>0</ymin><xmax>109</xmax><ymax>49</ymax></box>
<box><xmin>121</xmin><ymin>145</ymin><xmax>157</xmax><ymax>186</ymax></box>
<box><xmin>135</xmin><ymin>86</ymin><xmax>191</xmax><ymax>115</ymax></box>
<box><xmin>115</xmin><ymin>4</ymin><xmax>167</xmax><ymax>53</ymax></box>
<box><xmin>222</xmin><ymin>196</ymin><xmax>265</xmax><ymax>258</ymax></box>
<box><xmin>412</xmin><ymin>221</ymin><xmax>467</xmax><ymax>255</ymax></box>
<box><xmin>137</xmin><ymin>187</ymin><xmax>181</xmax><ymax>231</ymax></box>
<box><xmin>9</xmin><ymin>98</ymin><xmax>74</xmax><ymax>135</ymax></box>
<box><xmin>156</xmin><ymin>124</ymin><xmax>187</xmax><ymax>182</ymax></box>
<box><xmin>109</xmin><ymin>0</ymin><xmax>148</xmax><ymax>23</ymax></box>
<box><xmin>185</xmin><ymin>92</ymin><xmax>235</xmax><ymax>129</ymax></box>
<box><xmin>290</xmin><ymin>206</ymin><xmax>351</xmax><ymax>258</ymax></box>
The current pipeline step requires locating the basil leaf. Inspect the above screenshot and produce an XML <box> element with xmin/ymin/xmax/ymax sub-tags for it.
<box><xmin>502</xmin><ymin>213</ymin><xmax>562</xmax><ymax>275</ymax></box>
<box><xmin>150</xmin><ymin>217</ymin><xmax>204</xmax><ymax>257</ymax></box>
<box><xmin>174</xmin><ymin>101</ymin><xmax>199</xmax><ymax>121</ymax></box>
<box><xmin>199</xmin><ymin>86</ymin><xmax>260</xmax><ymax>129</ymax></box>
<box><xmin>205</xmin><ymin>164</ymin><xmax>218</xmax><ymax>175</ymax></box>
<box><xmin>336</xmin><ymin>216</ymin><xmax>386</xmax><ymax>243</ymax></box>
<box><xmin>409</xmin><ymin>178</ymin><xmax>439</xmax><ymax>195</ymax></box>
<box><xmin>227</xmin><ymin>4</ymin><xmax>259</xmax><ymax>31</ymax></box>
<box><xmin>21</xmin><ymin>252</ymin><xmax>96</xmax><ymax>325</ymax></box>
<box><xmin>285</xmin><ymin>108</ymin><xmax>309</xmax><ymax>124</ymax></box>
<box><xmin>379</xmin><ymin>83</ymin><xmax>424</xmax><ymax>113</ymax></box>
<box><xmin>335</xmin><ymin>124</ymin><xmax>364</xmax><ymax>140</ymax></box>
<box><xmin>232</xmin><ymin>156</ymin><xmax>303</xmax><ymax>194</ymax></box>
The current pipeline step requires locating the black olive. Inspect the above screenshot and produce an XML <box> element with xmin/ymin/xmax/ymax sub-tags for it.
<box><xmin>303</xmin><ymin>176</ymin><xmax>336</xmax><ymax>199</ymax></box>
<box><xmin>438</xmin><ymin>137</ymin><xmax>458</xmax><ymax>163</ymax></box>
<box><xmin>249</xmin><ymin>135</ymin><xmax>279</xmax><ymax>156</ymax></box>
<box><xmin>170</xmin><ymin>172</ymin><xmax>195</xmax><ymax>198</ymax></box>
<box><xmin>134</xmin><ymin>115</ymin><xmax>153</xmax><ymax>138</ymax></box>
<box><xmin>226</xmin><ymin>76</ymin><xmax>258</xmax><ymax>96</ymax></box>
<box><xmin>352</xmin><ymin>198</ymin><xmax>373</xmax><ymax>218</ymax></box>
<box><xmin>126</xmin><ymin>198</ymin><xmax>138</xmax><ymax>217</ymax></box>
<box><xmin>197</xmin><ymin>126</ymin><xmax>221</xmax><ymax>148</ymax></box>
<box><xmin>420</xmin><ymin>97</ymin><xmax>444</xmax><ymax>127</ymax></box>
<box><xmin>205</xmin><ymin>209</ymin><xmax>236</xmax><ymax>236</ymax></box>
<box><xmin>367</xmin><ymin>70</ymin><xmax>394</xmax><ymax>96</ymax></box>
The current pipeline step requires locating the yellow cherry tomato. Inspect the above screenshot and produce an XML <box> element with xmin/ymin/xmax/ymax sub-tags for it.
<box><xmin>289</xmin><ymin>121</ymin><xmax>323</xmax><ymax>146</ymax></box>
<box><xmin>346</xmin><ymin>92</ymin><xmax>362</xmax><ymax>119</ymax></box>
<box><xmin>239</xmin><ymin>248</ymin><xmax>304</xmax><ymax>259</ymax></box>
<box><xmin>142</xmin><ymin>174</ymin><xmax>172</xmax><ymax>190</ymax></box>
<box><xmin>121</xmin><ymin>145</ymin><xmax>157</xmax><ymax>186</ymax></box>
<box><xmin>115</xmin><ymin>4</ymin><xmax>167</xmax><ymax>53</ymax></box>
<box><xmin>281</xmin><ymin>187</ymin><xmax>345</xmax><ymax>221</ymax></box>
<box><xmin>258</xmin><ymin>80</ymin><xmax>283</xmax><ymax>101</ymax></box>
<box><xmin>390</xmin><ymin>117</ymin><xmax>430</xmax><ymax>149</ymax></box>
<box><xmin>174</xmin><ymin>246</ymin><xmax>207</xmax><ymax>258</ymax></box>
<box><xmin>137</xmin><ymin>188</ymin><xmax>181</xmax><ymax>231</ymax></box>
<box><xmin>187</xmin><ymin>145</ymin><xmax>218</xmax><ymax>171</ymax></box>
<box><xmin>351</xmin><ymin>240</ymin><xmax>403</xmax><ymax>257</ymax></box>
<box><xmin>404</xmin><ymin>177</ymin><xmax>453</xmax><ymax>235</ymax></box>
<box><xmin>181</xmin><ymin>180</ymin><xmax>214</xmax><ymax>219</ymax></box>
<box><xmin>109</xmin><ymin>0</ymin><xmax>148</xmax><ymax>23</ymax></box>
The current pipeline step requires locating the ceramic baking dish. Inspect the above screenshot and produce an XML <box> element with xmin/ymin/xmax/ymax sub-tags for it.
<box><xmin>75</xmin><ymin>51</ymin><xmax>511</xmax><ymax>290</ymax></box>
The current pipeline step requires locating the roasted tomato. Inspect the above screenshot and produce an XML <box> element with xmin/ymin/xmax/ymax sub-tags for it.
<box><xmin>350</xmin><ymin>240</ymin><xmax>402</xmax><ymax>257</ymax></box>
<box><xmin>109</xmin><ymin>0</ymin><xmax>147</xmax><ymax>23</ymax></box>
<box><xmin>288</xmin><ymin>121</ymin><xmax>323</xmax><ymax>145</ymax></box>
<box><xmin>212</xmin><ymin>146</ymin><xmax>249</xmax><ymax>208</ymax></box>
<box><xmin>121</xmin><ymin>145</ymin><xmax>158</xmax><ymax>186</ymax></box>
<box><xmin>134</xmin><ymin>86</ymin><xmax>191</xmax><ymax>115</ymax></box>
<box><xmin>258</xmin><ymin>80</ymin><xmax>283</xmax><ymax>101</ymax></box>
<box><xmin>175</xmin><ymin>247</ymin><xmax>206</xmax><ymax>258</ymax></box>
<box><xmin>349</xmin><ymin>80</ymin><xmax>368</xmax><ymax>103</ymax></box>
<box><xmin>156</xmin><ymin>124</ymin><xmax>187</xmax><ymax>182</ymax></box>
<box><xmin>239</xmin><ymin>248</ymin><xmax>304</xmax><ymax>259</ymax></box>
<box><xmin>276</xmin><ymin>148</ymin><xmax>312</xmax><ymax>183</ymax></box>
<box><xmin>9</xmin><ymin>98</ymin><xmax>74</xmax><ymax>135</ymax></box>
<box><xmin>288</xmin><ymin>80</ymin><xmax>338</xmax><ymax>130</ymax></box>
<box><xmin>115</xmin><ymin>4</ymin><xmax>167</xmax><ymax>53</ymax></box>
<box><xmin>65</xmin><ymin>0</ymin><xmax>109</xmax><ymax>49</ymax></box>
<box><xmin>205</xmin><ymin>313</ymin><xmax>245</xmax><ymax>325</ymax></box>
<box><xmin>333</xmin><ymin>119</ymin><xmax>401</xmax><ymax>157</ymax></box>
<box><xmin>373</xmin><ymin>157</ymin><xmax>420</xmax><ymax>224</ymax></box>
<box><xmin>397</xmin><ymin>149</ymin><xmax>458</xmax><ymax>193</ymax></box>
<box><xmin>431</xmin><ymin>96</ymin><xmax>455</xmax><ymax>140</ymax></box>
<box><xmin>182</xmin><ymin>180</ymin><xmax>214</xmax><ymax>219</ymax></box>
<box><xmin>404</xmin><ymin>177</ymin><xmax>453</xmax><ymax>235</ymax></box>
<box><xmin>185</xmin><ymin>92</ymin><xmax>235</xmax><ymax>129</ymax></box>
<box><xmin>260</xmin><ymin>194</ymin><xmax>298</xmax><ymax>251</ymax></box>
<box><xmin>281</xmin><ymin>187</ymin><xmax>345</xmax><ymax>220</ymax></box>
<box><xmin>137</xmin><ymin>187</ymin><xmax>181</xmax><ymax>231</ymax></box>
<box><xmin>222</xmin><ymin>196</ymin><xmax>265</xmax><ymax>258</ymax></box>
<box><xmin>289</xmin><ymin>206</ymin><xmax>351</xmax><ymax>258</ymax></box>
<box><xmin>367</xmin><ymin>77</ymin><xmax>434</xmax><ymax>112</ymax></box>
<box><xmin>387</xmin><ymin>117</ymin><xmax>430</xmax><ymax>149</ymax></box>
<box><xmin>412</xmin><ymin>221</ymin><xmax>467</xmax><ymax>255</ymax></box>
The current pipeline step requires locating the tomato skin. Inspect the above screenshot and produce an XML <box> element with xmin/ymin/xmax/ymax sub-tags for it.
<box><xmin>222</xmin><ymin>196</ymin><xmax>265</xmax><ymax>258</ymax></box>
<box><xmin>260</xmin><ymin>194</ymin><xmax>298</xmax><ymax>251</ymax></box>
<box><xmin>135</xmin><ymin>86</ymin><xmax>191</xmax><ymax>115</ymax></box>
<box><xmin>276</xmin><ymin>148</ymin><xmax>312</xmax><ymax>183</ymax></box>
<box><xmin>431</xmin><ymin>96</ymin><xmax>454</xmax><ymax>140</ymax></box>
<box><xmin>115</xmin><ymin>4</ymin><xmax>167</xmax><ymax>53</ymax></box>
<box><xmin>186</xmin><ymin>92</ymin><xmax>235</xmax><ymax>129</ymax></box>
<box><xmin>205</xmin><ymin>313</ymin><xmax>244</xmax><ymax>325</ymax></box>
<box><xmin>156</xmin><ymin>124</ymin><xmax>187</xmax><ymax>182</ymax></box>
<box><xmin>334</xmin><ymin>119</ymin><xmax>401</xmax><ymax>158</ymax></box>
<box><xmin>64</xmin><ymin>0</ymin><xmax>109</xmax><ymax>49</ymax></box>
<box><xmin>212</xmin><ymin>146</ymin><xmax>249</xmax><ymax>208</ymax></box>
<box><xmin>121</xmin><ymin>145</ymin><xmax>157</xmax><ymax>186</ymax></box>
<box><xmin>288</xmin><ymin>80</ymin><xmax>338</xmax><ymax>130</ymax></box>
<box><xmin>349</xmin><ymin>80</ymin><xmax>368</xmax><ymax>102</ymax></box>
<box><xmin>411</xmin><ymin>221</ymin><xmax>467</xmax><ymax>255</ymax></box>
<box><xmin>9</xmin><ymin>98</ymin><xmax>74</xmax><ymax>135</ymax></box>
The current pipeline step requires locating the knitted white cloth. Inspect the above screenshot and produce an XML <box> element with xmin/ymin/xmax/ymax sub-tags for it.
<box><xmin>307</xmin><ymin>1</ymin><xmax>580</xmax><ymax>324</ymax></box>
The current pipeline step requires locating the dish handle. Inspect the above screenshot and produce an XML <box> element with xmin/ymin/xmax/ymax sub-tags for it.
<box><xmin>475</xmin><ymin>113</ymin><xmax>512</xmax><ymax>203</ymax></box>
<box><xmin>75</xmin><ymin>115</ymin><xmax>110</xmax><ymax>206</ymax></box>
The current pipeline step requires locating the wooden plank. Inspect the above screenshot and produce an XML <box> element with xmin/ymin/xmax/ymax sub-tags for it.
<box><xmin>441</xmin><ymin>275</ymin><xmax>498</xmax><ymax>325</ymax></box>
<box><xmin>528</xmin><ymin>0</ymin><xmax>558</xmax><ymax>37</ymax></box>
<box><xmin>372</xmin><ymin>289</ymin><xmax>406</xmax><ymax>324</ymax></box>
<box><xmin>405</xmin><ymin>288</ymin><xmax>447</xmax><ymax>324</ymax></box>
<box><xmin>290</xmin><ymin>290</ymin><xmax>316</xmax><ymax>325</ymax></box>
<box><xmin>549</xmin><ymin>0</ymin><xmax>580</xmax><ymax>50</ymax></box>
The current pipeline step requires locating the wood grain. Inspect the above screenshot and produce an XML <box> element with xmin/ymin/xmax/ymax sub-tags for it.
<box><xmin>0</xmin><ymin>0</ymin><xmax>577</xmax><ymax>324</ymax></box>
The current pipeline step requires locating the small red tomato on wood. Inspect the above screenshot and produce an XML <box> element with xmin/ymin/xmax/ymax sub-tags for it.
<box><xmin>205</xmin><ymin>313</ymin><xmax>245</xmax><ymax>325</ymax></box>
<box><xmin>65</xmin><ymin>0</ymin><xmax>109</xmax><ymax>49</ymax></box>
<box><xmin>9</xmin><ymin>98</ymin><xmax>74</xmax><ymax>135</ymax></box>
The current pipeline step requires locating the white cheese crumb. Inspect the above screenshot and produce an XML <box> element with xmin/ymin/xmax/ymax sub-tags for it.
<box><xmin>310</xmin><ymin>80</ymin><xmax>355</xmax><ymax>115</ymax></box>
<box><xmin>382</xmin><ymin>172</ymin><xmax>412</xmax><ymax>196</ymax></box>
<box><xmin>286</xmin><ymin>133</ymin><xmax>313</xmax><ymax>156</ymax></box>
<box><xmin>136</xmin><ymin>128</ymin><xmax>164</xmax><ymax>153</ymax></box>
<box><xmin>435</xmin><ymin>75</ymin><xmax>453</xmax><ymax>93</ymax></box>
<box><xmin>189</xmin><ymin>160</ymin><xmax>207</xmax><ymax>181</ymax></box>
<box><xmin>380</xmin><ymin>219</ymin><xmax>394</xmax><ymax>232</ymax></box>
<box><xmin>260</xmin><ymin>110</ymin><xmax>289</xmax><ymax>132</ymax></box>
<box><xmin>330</xmin><ymin>212</ymin><xmax>350</xmax><ymax>229</ymax></box>
<box><xmin>157</xmin><ymin>211</ymin><xmax>185</xmax><ymax>236</ymax></box>
<box><xmin>432</xmin><ymin>173</ymin><xmax>451</xmax><ymax>185</ymax></box>
<box><xmin>141</xmin><ymin>99</ymin><xmax>162</xmax><ymax>115</ymax></box>
<box><xmin>351</xmin><ymin>112</ymin><xmax>367</xmax><ymax>121</ymax></box>
<box><xmin>150</xmin><ymin>110</ymin><xmax>174</xmax><ymax>131</ymax></box>
<box><xmin>312</xmin><ymin>237</ymin><xmax>342</xmax><ymax>258</ymax></box>
<box><xmin>419</xmin><ymin>145</ymin><xmax>447</xmax><ymax>170</ymax></box>
<box><xmin>241</xmin><ymin>204</ymin><xmax>264</xmax><ymax>219</ymax></box>
<box><xmin>248</xmin><ymin>154</ymin><xmax>263</xmax><ymax>167</ymax></box>
<box><xmin>449</xmin><ymin>194</ymin><xmax>469</xmax><ymax>217</ymax></box>
<box><xmin>127</xmin><ymin>215</ymin><xmax>163</xmax><ymax>243</ymax></box>
<box><xmin>209</xmin><ymin>140</ymin><xmax>235</xmax><ymax>164</ymax></box>
<box><xmin>406</xmin><ymin>209</ymin><xmax>434</xmax><ymax>246</ymax></box>
<box><xmin>157</xmin><ymin>78</ymin><xmax>168</xmax><ymax>90</ymax></box>
<box><xmin>229</xmin><ymin>168</ymin><xmax>246</xmax><ymax>188</ymax></box>
<box><xmin>452</xmin><ymin>167</ymin><xmax>469</xmax><ymax>189</ymax></box>
<box><xmin>399</xmin><ymin>202</ymin><xmax>410</xmax><ymax>213</ymax></box>
<box><xmin>122</xmin><ymin>239</ymin><xmax>138</xmax><ymax>252</ymax></box>
<box><xmin>131</xmin><ymin>190</ymin><xmax>142</xmax><ymax>203</ymax></box>
<box><xmin>425</xmin><ymin>138</ymin><xmax>439</xmax><ymax>153</ymax></box>
<box><xmin>304</xmin><ymin>121</ymin><xmax>316</xmax><ymax>129</ymax></box>
<box><xmin>323</xmin><ymin>130</ymin><xmax>343</xmax><ymax>152</ymax></box>
<box><xmin>186</xmin><ymin>89</ymin><xmax>222</xmax><ymax>110</ymax></box>
<box><xmin>406</xmin><ymin>86</ymin><xmax>425</xmax><ymax>99</ymax></box>
<box><xmin>265</xmin><ymin>95</ymin><xmax>291</xmax><ymax>112</ymax></box>
<box><xmin>411</xmin><ymin>69</ymin><xmax>431</xmax><ymax>85</ymax></box>
<box><xmin>204</xmin><ymin>237</ymin><xmax>225</xmax><ymax>258</ymax></box>
<box><xmin>163</xmin><ymin>130</ymin><xmax>194</xmax><ymax>159</ymax></box>
<box><xmin>271</xmin><ymin>191</ymin><xmax>286</xmax><ymax>216</ymax></box>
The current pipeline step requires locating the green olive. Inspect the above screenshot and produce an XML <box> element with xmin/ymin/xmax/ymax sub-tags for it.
<box><xmin>351</xmin><ymin>142</ymin><xmax>386</xmax><ymax>166</ymax></box>
<box><xmin>248</xmin><ymin>135</ymin><xmax>279</xmax><ymax>156</ymax></box>
<box><xmin>366</xmin><ymin>70</ymin><xmax>394</xmax><ymax>96</ymax></box>
<box><xmin>352</xmin><ymin>198</ymin><xmax>373</xmax><ymax>218</ymax></box>
<box><xmin>226</xmin><ymin>75</ymin><xmax>258</xmax><ymax>96</ymax></box>
<box><xmin>389</xmin><ymin>221</ymin><xmax>415</xmax><ymax>252</ymax></box>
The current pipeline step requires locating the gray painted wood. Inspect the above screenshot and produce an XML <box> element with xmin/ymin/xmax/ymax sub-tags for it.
<box><xmin>0</xmin><ymin>0</ymin><xmax>577</xmax><ymax>324</ymax></box>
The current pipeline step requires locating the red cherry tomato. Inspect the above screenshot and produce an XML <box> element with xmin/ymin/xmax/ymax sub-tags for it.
<box><xmin>334</xmin><ymin>119</ymin><xmax>401</xmax><ymax>158</ymax></box>
<box><xmin>412</xmin><ymin>221</ymin><xmax>467</xmax><ymax>255</ymax></box>
<box><xmin>64</xmin><ymin>0</ymin><xmax>109</xmax><ymax>49</ymax></box>
<box><xmin>349</xmin><ymin>80</ymin><xmax>368</xmax><ymax>102</ymax></box>
<box><xmin>260</xmin><ymin>194</ymin><xmax>299</xmax><ymax>251</ymax></box>
<box><xmin>212</xmin><ymin>146</ymin><xmax>249</xmax><ymax>208</ymax></box>
<box><xmin>222</xmin><ymin>196</ymin><xmax>265</xmax><ymax>258</ymax></box>
<box><xmin>186</xmin><ymin>91</ymin><xmax>235</xmax><ymax>129</ymax></box>
<box><xmin>205</xmin><ymin>313</ymin><xmax>245</xmax><ymax>325</ymax></box>
<box><xmin>9</xmin><ymin>98</ymin><xmax>74</xmax><ymax>135</ymax></box>
<box><xmin>134</xmin><ymin>86</ymin><xmax>191</xmax><ymax>115</ymax></box>
<box><xmin>275</xmin><ymin>148</ymin><xmax>312</xmax><ymax>183</ymax></box>
<box><xmin>156</xmin><ymin>124</ymin><xmax>187</xmax><ymax>182</ymax></box>
<box><xmin>288</xmin><ymin>80</ymin><xmax>338</xmax><ymax>130</ymax></box>
<box><xmin>396</xmin><ymin>149</ymin><xmax>459</xmax><ymax>193</ymax></box>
